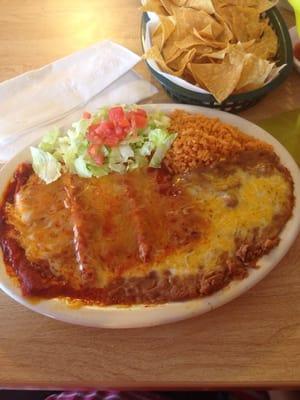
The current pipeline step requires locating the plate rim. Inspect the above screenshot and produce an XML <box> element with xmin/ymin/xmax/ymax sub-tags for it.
<box><xmin>0</xmin><ymin>103</ymin><xmax>299</xmax><ymax>329</ymax></box>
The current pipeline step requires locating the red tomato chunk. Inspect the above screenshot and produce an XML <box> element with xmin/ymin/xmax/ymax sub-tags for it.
<box><xmin>86</xmin><ymin>107</ymin><xmax>148</xmax><ymax>165</ymax></box>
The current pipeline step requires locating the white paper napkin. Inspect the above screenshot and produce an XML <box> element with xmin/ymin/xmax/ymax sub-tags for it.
<box><xmin>0</xmin><ymin>40</ymin><xmax>158</xmax><ymax>162</ymax></box>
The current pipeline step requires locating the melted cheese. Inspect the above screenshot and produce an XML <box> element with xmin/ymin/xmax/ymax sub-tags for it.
<box><xmin>6</xmin><ymin>162</ymin><xmax>293</xmax><ymax>289</ymax></box>
<box><xmin>6</xmin><ymin>175</ymin><xmax>81</xmax><ymax>288</ymax></box>
<box><xmin>124</xmin><ymin>167</ymin><xmax>292</xmax><ymax>278</ymax></box>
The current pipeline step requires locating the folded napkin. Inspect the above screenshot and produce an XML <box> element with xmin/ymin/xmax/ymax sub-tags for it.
<box><xmin>0</xmin><ymin>40</ymin><xmax>157</xmax><ymax>162</ymax></box>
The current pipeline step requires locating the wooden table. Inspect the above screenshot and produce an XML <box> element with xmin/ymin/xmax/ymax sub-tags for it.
<box><xmin>0</xmin><ymin>0</ymin><xmax>300</xmax><ymax>391</ymax></box>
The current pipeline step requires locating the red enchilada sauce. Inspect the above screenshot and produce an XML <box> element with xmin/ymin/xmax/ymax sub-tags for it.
<box><xmin>0</xmin><ymin>163</ymin><xmax>206</xmax><ymax>301</ymax></box>
<box><xmin>0</xmin><ymin>163</ymin><xmax>66</xmax><ymax>296</ymax></box>
<box><xmin>0</xmin><ymin>149</ymin><xmax>294</xmax><ymax>305</ymax></box>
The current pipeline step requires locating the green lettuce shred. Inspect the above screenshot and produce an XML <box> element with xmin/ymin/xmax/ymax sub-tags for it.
<box><xmin>30</xmin><ymin>147</ymin><xmax>61</xmax><ymax>184</ymax></box>
<box><xmin>31</xmin><ymin>106</ymin><xmax>176</xmax><ymax>183</ymax></box>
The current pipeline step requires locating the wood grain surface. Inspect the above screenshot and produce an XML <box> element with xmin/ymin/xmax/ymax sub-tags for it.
<box><xmin>0</xmin><ymin>0</ymin><xmax>300</xmax><ymax>390</ymax></box>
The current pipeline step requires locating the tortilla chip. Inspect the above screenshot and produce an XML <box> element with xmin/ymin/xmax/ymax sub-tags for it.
<box><xmin>175</xmin><ymin>34</ymin><xmax>205</xmax><ymax>48</ymax></box>
<box><xmin>145</xmin><ymin>45</ymin><xmax>175</xmax><ymax>73</ymax></box>
<box><xmin>144</xmin><ymin>0</ymin><xmax>280</xmax><ymax>102</ymax></box>
<box><xmin>168</xmin><ymin>0</ymin><xmax>215</xmax><ymax>13</ymax></box>
<box><xmin>198</xmin><ymin>19</ymin><xmax>225</xmax><ymax>39</ymax></box>
<box><xmin>142</xmin><ymin>0</ymin><xmax>168</xmax><ymax>15</ymax></box>
<box><xmin>205</xmin><ymin>48</ymin><xmax>227</xmax><ymax>60</ymax></box>
<box><xmin>185</xmin><ymin>0</ymin><xmax>215</xmax><ymax>14</ymax></box>
<box><xmin>146</xmin><ymin>45</ymin><xmax>192</xmax><ymax>76</ymax></box>
<box><xmin>258</xmin><ymin>0</ymin><xmax>278</xmax><ymax>13</ymax></box>
<box><xmin>172</xmin><ymin>8</ymin><xmax>217</xmax><ymax>39</ymax></box>
<box><xmin>231</xmin><ymin>6</ymin><xmax>263</xmax><ymax>42</ymax></box>
<box><xmin>235</xmin><ymin>54</ymin><xmax>274</xmax><ymax>90</ymax></box>
<box><xmin>193</xmin><ymin>27</ymin><xmax>228</xmax><ymax>48</ymax></box>
<box><xmin>182</xmin><ymin>68</ymin><xmax>197</xmax><ymax>83</ymax></box>
<box><xmin>194</xmin><ymin>44</ymin><xmax>215</xmax><ymax>54</ymax></box>
<box><xmin>212</xmin><ymin>0</ymin><xmax>230</xmax><ymax>9</ymax></box>
<box><xmin>214</xmin><ymin>14</ymin><xmax>234</xmax><ymax>42</ymax></box>
<box><xmin>153</xmin><ymin>15</ymin><xmax>176</xmax><ymax>50</ymax></box>
<box><xmin>213</xmin><ymin>3</ymin><xmax>233</xmax><ymax>27</ymax></box>
<box><xmin>170</xmin><ymin>0</ymin><xmax>186</xmax><ymax>5</ymax></box>
<box><xmin>226</xmin><ymin>42</ymin><xmax>249</xmax><ymax>64</ymax></box>
<box><xmin>168</xmin><ymin>48</ymin><xmax>197</xmax><ymax>70</ymax></box>
<box><xmin>199</xmin><ymin>24</ymin><xmax>214</xmax><ymax>39</ymax></box>
<box><xmin>240</xmin><ymin>39</ymin><xmax>256</xmax><ymax>49</ymax></box>
<box><xmin>213</xmin><ymin>0</ymin><xmax>276</xmax><ymax>8</ymax></box>
<box><xmin>189</xmin><ymin>45</ymin><xmax>216</xmax><ymax>63</ymax></box>
<box><xmin>247</xmin><ymin>23</ymin><xmax>278</xmax><ymax>59</ymax></box>
<box><xmin>188</xmin><ymin>62</ymin><xmax>243</xmax><ymax>102</ymax></box>
<box><xmin>160</xmin><ymin>0</ymin><xmax>177</xmax><ymax>14</ymax></box>
<box><xmin>192</xmin><ymin>55</ymin><xmax>213</xmax><ymax>63</ymax></box>
<box><xmin>162</xmin><ymin>40</ymin><xmax>184</xmax><ymax>62</ymax></box>
<box><xmin>191</xmin><ymin>45</ymin><xmax>227</xmax><ymax>62</ymax></box>
<box><xmin>152</xmin><ymin>25</ymin><xmax>163</xmax><ymax>49</ymax></box>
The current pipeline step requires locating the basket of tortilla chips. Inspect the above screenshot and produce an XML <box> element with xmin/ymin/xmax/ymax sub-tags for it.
<box><xmin>141</xmin><ymin>0</ymin><xmax>293</xmax><ymax>111</ymax></box>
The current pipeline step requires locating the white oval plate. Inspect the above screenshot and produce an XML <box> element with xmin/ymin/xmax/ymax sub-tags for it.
<box><xmin>0</xmin><ymin>104</ymin><xmax>300</xmax><ymax>329</ymax></box>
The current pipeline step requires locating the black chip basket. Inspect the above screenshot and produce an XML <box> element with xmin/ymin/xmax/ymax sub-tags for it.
<box><xmin>141</xmin><ymin>7</ymin><xmax>293</xmax><ymax>112</ymax></box>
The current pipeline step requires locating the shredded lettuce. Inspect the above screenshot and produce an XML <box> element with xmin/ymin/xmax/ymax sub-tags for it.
<box><xmin>87</xmin><ymin>164</ymin><xmax>110</xmax><ymax>177</ymax></box>
<box><xmin>148</xmin><ymin>129</ymin><xmax>177</xmax><ymax>168</ymax></box>
<box><xmin>102</xmin><ymin>146</ymin><xmax>110</xmax><ymax>157</ymax></box>
<box><xmin>127</xmin><ymin>153</ymin><xmax>148</xmax><ymax>171</ymax></box>
<box><xmin>48</xmin><ymin>119</ymin><xmax>91</xmax><ymax>173</ymax></box>
<box><xmin>74</xmin><ymin>156</ymin><xmax>93</xmax><ymax>178</ymax></box>
<box><xmin>30</xmin><ymin>147</ymin><xmax>61</xmax><ymax>184</ymax></box>
<box><xmin>148</xmin><ymin>111</ymin><xmax>170</xmax><ymax>129</ymax></box>
<box><xmin>139</xmin><ymin>141</ymin><xmax>154</xmax><ymax>156</ymax></box>
<box><xmin>38</xmin><ymin>127</ymin><xmax>61</xmax><ymax>153</ymax></box>
<box><xmin>118</xmin><ymin>144</ymin><xmax>134</xmax><ymax>162</ymax></box>
<box><xmin>31</xmin><ymin>106</ymin><xmax>177</xmax><ymax>183</ymax></box>
<box><xmin>108</xmin><ymin>147</ymin><xmax>126</xmax><ymax>173</ymax></box>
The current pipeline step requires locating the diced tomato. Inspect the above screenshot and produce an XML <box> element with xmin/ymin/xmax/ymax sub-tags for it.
<box><xmin>82</xmin><ymin>111</ymin><xmax>91</xmax><ymax>119</ymax></box>
<box><xmin>88</xmin><ymin>123</ymin><xmax>98</xmax><ymax>132</ymax></box>
<box><xmin>127</xmin><ymin>110</ymin><xmax>147</xmax><ymax>129</ymax></box>
<box><xmin>87</xmin><ymin>121</ymin><xmax>116</xmax><ymax>145</ymax></box>
<box><xmin>86</xmin><ymin>106</ymin><xmax>148</xmax><ymax>149</ymax></box>
<box><xmin>100</xmin><ymin>121</ymin><xmax>122</xmax><ymax>146</ymax></box>
<box><xmin>99</xmin><ymin>120</ymin><xmax>115</xmax><ymax>135</ymax></box>
<box><xmin>134</xmin><ymin>114</ymin><xmax>147</xmax><ymax>128</ymax></box>
<box><xmin>108</xmin><ymin>107</ymin><xmax>126</xmax><ymax>122</ymax></box>
<box><xmin>94</xmin><ymin>126</ymin><xmax>103</xmax><ymax>134</ymax></box>
<box><xmin>108</xmin><ymin>107</ymin><xmax>131</xmax><ymax>131</ymax></box>
<box><xmin>104</xmin><ymin>136</ymin><xmax>121</xmax><ymax>147</ymax></box>
<box><xmin>135</xmin><ymin>108</ymin><xmax>147</xmax><ymax>118</ymax></box>
<box><xmin>114</xmin><ymin>126</ymin><xmax>124</xmax><ymax>137</ymax></box>
<box><xmin>127</xmin><ymin>112</ymin><xmax>135</xmax><ymax>128</ymax></box>
<box><xmin>86</xmin><ymin>125</ymin><xmax>103</xmax><ymax>145</ymax></box>
<box><xmin>118</xmin><ymin>117</ymin><xmax>131</xmax><ymax>129</ymax></box>
<box><xmin>88</xmin><ymin>144</ymin><xmax>104</xmax><ymax>165</ymax></box>
<box><xmin>86</xmin><ymin>133</ymin><xmax>103</xmax><ymax>145</ymax></box>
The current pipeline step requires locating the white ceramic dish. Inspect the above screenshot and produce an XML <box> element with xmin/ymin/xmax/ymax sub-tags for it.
<box><xmin>289</xmin><ymin>26</ymin><xmax>300</xmax><ymax>74</ymax></box>
<box><xmin>0</xmin><ymin>104</ymin><xmax>300</xmax><ymax>329</ymax></box>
